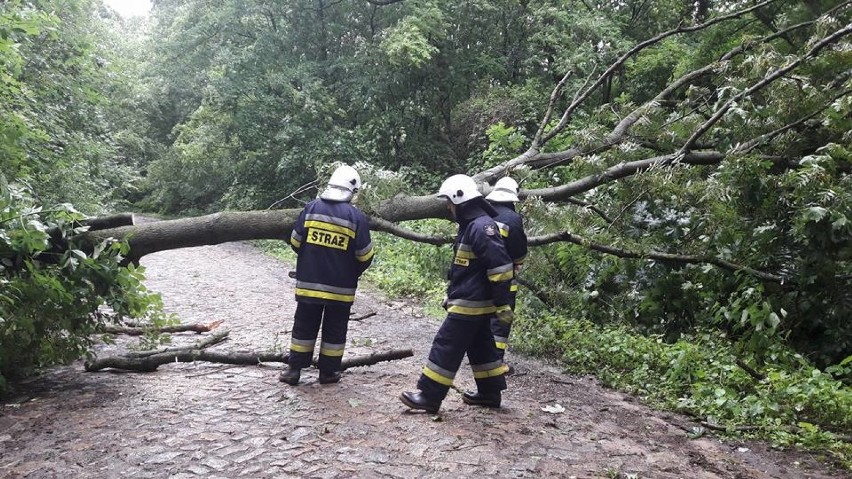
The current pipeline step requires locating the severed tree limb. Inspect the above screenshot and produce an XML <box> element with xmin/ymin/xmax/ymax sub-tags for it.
<box><xmin>124</xmin><ymin>329</ymin><xmax>231</xmax><ymax>358</ymax></box>
<box><xmin>85</xmin><ymin>350</ymin><xmax>289</xmax><ymax>372</ymax></box>
<box><xmin>101</xmin><ymin>320</ymin><xmax>224</xmax><ymax>336</ymax></box>
<box><xmin>84</xmin><ymin>347</ymin><xmax>413</xmax><ymax>373</ymax></box>
<box><xmin>340</xmin><ymin>348</ymin><xmax>413</xmax><ymax>368</ymax></box>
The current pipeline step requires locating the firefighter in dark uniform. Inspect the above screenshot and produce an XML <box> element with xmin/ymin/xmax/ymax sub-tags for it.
<box><xmin>279</xmin><ymin>164</ymin><xmax>374</xmax><ymax>386</ymax></box>
<box><xmin>485</xmin><ymin>177</ymin><xmax>528</xmax><ymax>369</ymax></box>
<box><xmin>400</xmin><ymin>174</ymin><xmax>514</xmax><ymax>413</ymax></box>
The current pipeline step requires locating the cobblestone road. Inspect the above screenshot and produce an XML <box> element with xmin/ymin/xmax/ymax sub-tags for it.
<box><xmin>0</xmin><ymin>241</ymin><xmax>845</xmax><ymax>478</ymax></box>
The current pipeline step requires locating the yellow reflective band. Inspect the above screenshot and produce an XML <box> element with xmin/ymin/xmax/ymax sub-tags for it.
<box><xmin>500</xmin><ymin>229</ymin><xmax>509</xmax><ymax>237</ymax></box>
<box><xmin>422</xmin><ymin>366</ymin><xmax>454</xmax><ymax>386</ymax></box>
<box><xmin>304</xmin><ymin>220</ymin><xmax>356</xmax><ymax>238</ymax></box>
<box><xmin>290</xmin><ymin>237</ymin><xmax>302</xmax><ymax>249</ymax></box>
<box><xmin>320</xmin><ymin>348</ymin><xmax>345</xmax><ymax>357</ymax></box>
<box><xmin>447</xmin><ymin>304</ymin><xmax>497</xmax><ymax>315</ymax></box>
<box><xmin>488</xmin><ymin>271</ymin><xmax>513</xmax><ymax>282</ymax></box>
<box><xmin>357</xmin><ymin>248</ymin><xmax>375</xmax><ymax>262</ymax></box>
<box><xmin>456</xmin><ymin>249</ymin><xmax>477</xmax><ymax>260</ymax></box>
<box><xmin>473</xmin><ymin>364</ymin><xmax>508</xmax><ymax>378</ymax></box>
<box><xmin>306</xmin><ymin>228</ymin><xmax>349</xmax><ymax>251</ymax></box>
<box><xmin>510</xmin><ymin>284</ymin><xmax>519</xmax><ymax>292</ymax></box>
<box><xmin>295</xmin><ymin>288</ymin><xmax>355</xmax><ymax>303</ymax></box>
<box><xmin>495</xmin><ymin>341</ymin><xmax>507</xmax><ymax>350</ymax></box>
<box><xmin>496</xmin><ymin>304</ymin><xmax>511</xmax><ymax>313</ymax></box>
<box><xmin>290</xmin><ymin>343</ymin><xmax>314</xmax><ymax>353</ymax></box>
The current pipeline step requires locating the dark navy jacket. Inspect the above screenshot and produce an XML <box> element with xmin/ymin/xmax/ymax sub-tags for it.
<box><xmin>289</xmin><ymin>198</ymin><xmax>374</xmax><ymax>304</ymax></box>
<box><xmin>490</xmin><ymin>202</ymin><xmax>528</xmax><ymax>297</ymax></box>
<box><xmin>445</xmin><ymin>201</ymin><xmax>513</xmax><ymax>319</ymax></box>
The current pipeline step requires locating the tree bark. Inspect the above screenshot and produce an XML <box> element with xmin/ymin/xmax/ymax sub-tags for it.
<box><xmin>85</xmin><ymin>210</ymin><xmax>299</xmax><ymax>263</ymax></box>
<box><xmin>84</xmin><ymin>347</ymin><xmax>414</xmax><ymax>372</ymax></box>
<box><xmin>101</xmin><ymin>320</ymin><xmax>224</xmax><ymax>336</ymax></box>
<box><xmin>80</xmin><ymin>213</ymin><xmax>135</xmax><ymax>231</ymax></box>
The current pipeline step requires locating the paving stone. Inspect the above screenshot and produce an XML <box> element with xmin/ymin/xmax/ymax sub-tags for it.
<box><xmin>143</xmin><ymin>451</ymin><xmax>184</xmax><ymax>465</ymax></box>
<box><xmin>200</xmin><ymin>456</ymin><xmax>230</xmax><ymax>471</ymax></box>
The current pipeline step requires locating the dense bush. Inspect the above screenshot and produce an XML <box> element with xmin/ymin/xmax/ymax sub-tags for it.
<box><xmin>0</xmin><ymin>182</ymin><xmax>163</xmax><ymax>391</ymax></box>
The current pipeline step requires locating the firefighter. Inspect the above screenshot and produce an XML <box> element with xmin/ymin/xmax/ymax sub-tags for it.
<box><xmin>400</xmin><ymin>174</ymin><xmax>514</xmax><ymax>413</ymax></box>
<box><xmin>485</xmin><ymin>177</ymin><xmax>528</xmax><ymax>371</ymax></box>
<box><xmin>279</xmin><ymin>164</ymin><xmax>374</xmax><ymax>386</ymax></box>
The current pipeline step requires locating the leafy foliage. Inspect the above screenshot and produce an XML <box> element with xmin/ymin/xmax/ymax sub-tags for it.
<box><xmin>0</xmin><ymin>182</ymin><xmax>163</xmax><ymax>390</ymax></box>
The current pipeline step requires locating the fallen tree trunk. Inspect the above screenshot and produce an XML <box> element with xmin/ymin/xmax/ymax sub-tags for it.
<box><xmin>84</xmin><ymin>210</ymin><xmax>300</xmax><ymax>264</ymax></box>
<box><xmin>101</xmin><ymin>320</ymin><xmax>224</xmax><ymax>336</ymax></box>
<box><xmin>80</xmin><ymin>213</ymin><xmax>135</xmax><ymax>231</ymax></box>
<box><xmin>84</xmin><ymin>347</ymin><xmax>414</xmax><ymax>372</ymax></box>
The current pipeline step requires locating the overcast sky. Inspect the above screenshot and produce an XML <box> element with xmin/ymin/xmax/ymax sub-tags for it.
<box><xmin>104</xmin><ymin>0</ymin><xmax>151</xmax><ymax>18</ymax></box>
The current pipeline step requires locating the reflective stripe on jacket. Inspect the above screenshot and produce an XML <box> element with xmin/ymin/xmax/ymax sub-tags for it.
<box><xmin>289</xmin><ymin>198</ymin><xmax>373</xmax><ymax>304</ymax></box>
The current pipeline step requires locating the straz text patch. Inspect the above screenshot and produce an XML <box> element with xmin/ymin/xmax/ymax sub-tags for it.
<box><xmin>306</xmin><ymin>228</ymin><xmax>350</xmax><ymax>251</ymax></box>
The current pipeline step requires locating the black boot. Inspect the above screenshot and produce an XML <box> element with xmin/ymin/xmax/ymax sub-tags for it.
<box><xmin>279</xmin><ymin>366</ymin><xmax>301</xmax><ymax>386</ymax></box>
<box><xmin>319</xmin><ymin>370</ymin><xmax>341</xmax><ymax>384</ymax></box>
<box><xmin>400</xmin><ymin>391</ymin><xmax>441</xmax><ymax>414</ymax></box>
<box><xmin>462</xmin><ymin>391</ymin><xmax>501</xmax><ymax>408</ymax></box>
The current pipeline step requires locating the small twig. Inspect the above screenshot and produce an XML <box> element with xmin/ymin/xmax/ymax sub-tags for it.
<box><xmin>184</xmin><ymin>364</ymin><xmax>244</xmax><ymax>378</ymax></box>
<box><xmin>268</xmin><ymin>179</ymin><xmax>319</xmax><ymax>209</ymax></box>
<box><xmin>349</xmin><ymin>311</ymin><xmax>377</xmax><ymax>321</ymax></box>
<box><xmin>735</xmin><ymin>358</ymin><xmax>766</xmax><ymax>381</ymax></box>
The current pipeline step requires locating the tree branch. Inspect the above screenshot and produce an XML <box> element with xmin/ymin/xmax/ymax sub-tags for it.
<box><xmin>364</xmin><ymin>0</ymin><xmax>405</xmax><ymax>5</ymax></box>
<box><xmin>521</xmin><ymin>152</ymin><xmax>725</xmax><ymax>202</ymax></box>
<box><xmin>527</xmin><ymin>230</ymin><xmax>786</xmax><ymax>284</ymax></box>
<box><xmin>84</xmin><ymin>347</ymin><xmax>413</xmax><ymax>373</ymax></box>
<box><xmin>680</xmin><ymin>23</ymin><xmax>852</xmax><ymax>155</ymax></box>
<box><xmin>541</xmin><ymin>0</ymin><xmax>779</xmax><ymax>144</ymax></box>
<box><xmin>733</xmin><ymin>87</ymin><xmax>852</xmax><ymax>154</ymax></box>
<box><xmin>369</xmin><ymin>216</ymin><xmax>452</xmax><ymax>245</ymax></box>
<box><xmin>565</xmin><ymin>197</ymin><xmax>614</xmax><ymax>224</ymax></box>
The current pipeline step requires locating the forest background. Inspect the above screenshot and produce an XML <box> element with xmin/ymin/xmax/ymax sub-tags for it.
<box><xmin>1</xmin><ymin>0</ymin><xmax>851</xmax><ymax>468</ymax></box>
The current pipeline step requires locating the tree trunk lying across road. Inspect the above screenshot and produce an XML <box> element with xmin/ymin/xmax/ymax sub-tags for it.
<box><xmin>84</xmin><ymin>210</ymin><xmax>301</xmax><ymax>264</ymax></box>
<box><xmin>84</xmin><ymin>347</ymin><xmax>414</xmax><ymax>373</ymax></box>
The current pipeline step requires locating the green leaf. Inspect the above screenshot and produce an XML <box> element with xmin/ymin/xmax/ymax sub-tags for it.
<box><xmin>803</xmin><ymin>206</ymin><xmax>828</xmax><ymax>223</ymax></box>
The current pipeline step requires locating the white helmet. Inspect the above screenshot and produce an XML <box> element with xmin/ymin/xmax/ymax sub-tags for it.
<box><xmin>485</xmin><ymin>177</ymin><xmax>520</xmax><ymax>203</ymax></box>
<box><xmin>320</xmin><ymin>165</ymin><xmax>361</xmax><ymax>202</ymax></box>
<box><xmin>437</xmin><ymin>174</ymin><xmax>482</xmax><ymax>205</ymax></box>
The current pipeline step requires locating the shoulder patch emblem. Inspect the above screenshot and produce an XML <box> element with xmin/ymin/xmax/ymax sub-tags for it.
<box><xmin>484</xmin><ymin>223</ymin><xmax>497</xmax><ymax>236</ymax></box>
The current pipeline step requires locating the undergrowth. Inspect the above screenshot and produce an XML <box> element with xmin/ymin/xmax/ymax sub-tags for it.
<box><xmin>512</xmin><ymin>309</ymin><xmax>852</xmax><ymax>468</ymax></box>
<box><xmin>256</xmin><ymin>223</ymin><xmax>852</xmax><ymax>469</ymax></box>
